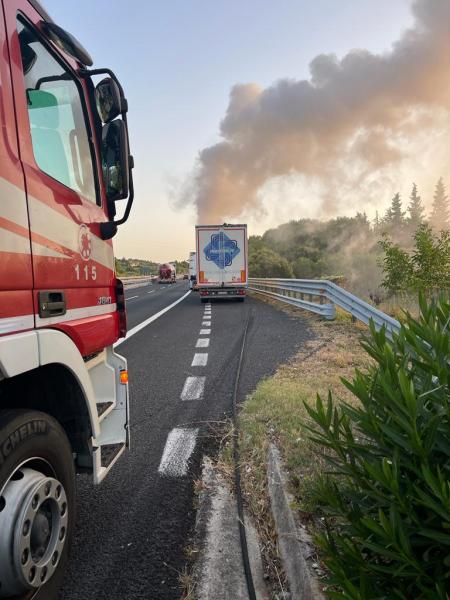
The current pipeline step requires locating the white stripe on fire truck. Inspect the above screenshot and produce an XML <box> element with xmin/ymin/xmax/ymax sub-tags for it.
<box><xmin>31</xmin><ymin>241</ymin><xmax>69</xmax><ymax>259</ymax></box>
<box><xmin>0</xmin><ymin>176</ymin><xmax>115</xmax><ymax>270</ymax></box>
<box><xmin>0</xmin><ymin>228</ymin><xmax>30</xmax><ymax>254</ymax></box>
<box><xmin>35</xmin><ymin>303</ymin><xmax>117</xmax><ymax>327</ymax></box>
<box><xmin>0</xmin><ymin>314</ymin><xmax>35</xmax><ymax>335</ymax></box>
<box><xmin>0</xmin><ymin>223</ymin><xmax>75</xmax><ymax>260</ymax></box>
<box><xmin>0</xmin><ymin>177</ymin><xmax>29</xmax><ymax>228</ymax></box>
<box><xmin>28</xmin><ymin>195</ymin><xmax>114</xmax><ymax>271</ymax></box>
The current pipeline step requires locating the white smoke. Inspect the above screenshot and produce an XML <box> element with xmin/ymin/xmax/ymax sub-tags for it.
<box><xmin>187</xmin><ymin>0</ymin><xmax>450</xmax><ymax>223</ymax></box>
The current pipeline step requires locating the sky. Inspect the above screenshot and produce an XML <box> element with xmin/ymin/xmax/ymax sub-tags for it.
<box><xmin>43</xmin><ymin>0</ymin><xmax>415</xmax><ymax>262</ymax></box>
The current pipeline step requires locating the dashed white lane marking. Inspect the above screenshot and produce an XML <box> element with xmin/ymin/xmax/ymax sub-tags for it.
<box><xmin>181</xmin><ymin>376</ymin><xmax>206</xmax><ymax>400</ymax></box>
<box><xmin>196</xmin><ymin>338</ymin><xmax>210</xmax><ymax>348</ymax></box>
<box><xmin>114</xmin><ymin>290</ymin><xmax>191</xmax><ymax>347</ymax></box>
<box><xmin>199</xmin><ymin>328</ymin><xmax>211</xmax><ymax>335</ymax></box>
<box><xmin>158</xmin><ymin>428</ymin><xmax>199</xmax><ymax>477</ymax></box>
<box><xmin>147</xmin><ymin>290</ymin><xmax>154</xmax><ymax>294</ymax></box>
<box><xmin>202</xmin><ymin>321</ymin><xmax>210</xmax><ymax>326</ymax></box>
<box><xmin>192</xmin><ymin>353</ymin><xmax>208</xmax><ymax>367</ymax></box>
<box><xmin>126</xmin><ymin>295</ymin><xmax>139</xmax><ymax>301</ymax></box>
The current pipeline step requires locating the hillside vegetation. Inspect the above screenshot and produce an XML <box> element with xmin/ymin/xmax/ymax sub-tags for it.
<box><xmin>249</xmin><ymin>179</ymin><xmax>450</xmax><ymax>298</ymax></box>
<box><xmin>115</xmin><ymin>258</ymin><xmax>188</xmax><ymax>277</ymax></box>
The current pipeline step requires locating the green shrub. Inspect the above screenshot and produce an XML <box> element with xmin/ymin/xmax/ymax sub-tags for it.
<box><xmin>304</xmin><ymin>296</ymin><xmax>450</xmax><ymax>599</ymax></box>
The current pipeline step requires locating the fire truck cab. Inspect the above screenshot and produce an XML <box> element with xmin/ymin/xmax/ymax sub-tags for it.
<box><xmin>0</xmin><ymin>1</ymin><xmax>134</xmax><ymax>597</ymax></box>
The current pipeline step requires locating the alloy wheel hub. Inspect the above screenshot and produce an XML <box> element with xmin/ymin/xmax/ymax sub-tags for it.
<box><xmin>0</xmin><ymin>467</ymin><xmax>68</xmax><ymax>597</ymax></box>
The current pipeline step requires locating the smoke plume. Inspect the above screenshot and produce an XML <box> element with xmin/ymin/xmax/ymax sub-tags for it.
<box><xmin>188</xmin><ymin>0</ymin><xmax>450</xmax><ymax>223</ymax></box>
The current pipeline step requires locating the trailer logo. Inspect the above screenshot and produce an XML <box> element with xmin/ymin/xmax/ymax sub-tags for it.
<box><xmin>78</xmin><ymin>224</ymin><xmax>92</xmax><ymax>261</ymax></box>
<box><xmin>204</xmin><ymin>232</ymin><xmax>240</xmax><ymax>269</ymax></box>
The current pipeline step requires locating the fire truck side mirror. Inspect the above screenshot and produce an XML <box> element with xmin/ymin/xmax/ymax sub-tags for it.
<box><xmin>101</xmin><ymin>119</ymin><xmax>130</xmax><ymax>202</ymax></box>
<box><xmin>95</xmin><ymin>78</ymin><xmax>122</xmax><ymax>123</ymax></box>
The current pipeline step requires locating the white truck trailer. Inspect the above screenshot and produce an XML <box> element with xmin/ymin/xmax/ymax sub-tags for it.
<box><xmin>195</xmin><ymin>224</ymin><xmax>248</xmax><ymax>302</ymax></box>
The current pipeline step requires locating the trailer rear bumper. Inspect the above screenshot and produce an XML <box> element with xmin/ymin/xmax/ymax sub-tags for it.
<box><xmin>199</xmin><ymin>287</ymin><xmax>247</xmax><ymax>298</ymax></box>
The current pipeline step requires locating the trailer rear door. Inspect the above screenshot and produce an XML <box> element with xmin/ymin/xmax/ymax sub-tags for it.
<box><xmin>196</xmin><ymin>225</ymin><xmax>247</xmax><ymax>287</ymax></box>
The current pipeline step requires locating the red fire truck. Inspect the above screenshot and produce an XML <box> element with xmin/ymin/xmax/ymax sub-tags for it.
<box><xmin>0</xmin><ymin>1</ymin><xmax>134</xmax><ymax>597</ymax></box>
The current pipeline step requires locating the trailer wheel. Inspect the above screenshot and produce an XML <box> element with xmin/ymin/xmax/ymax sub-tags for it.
<box><xmin>0</xmin><ymin>410</ymin><xmax>75</xmax><ymax>600</ymax></box>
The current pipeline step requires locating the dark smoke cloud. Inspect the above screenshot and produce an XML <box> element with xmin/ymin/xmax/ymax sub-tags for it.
<box><xmin>188</xmin><ymin>0</ymin><xmax>450</xmax><ymax>223</ymax></box>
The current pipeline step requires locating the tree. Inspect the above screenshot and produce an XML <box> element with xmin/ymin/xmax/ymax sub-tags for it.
<box><xmin>248</xmin><ymin>246</ymin><xmax>293</xmax><ymax>278</ymax></box>
<box><xmin>407</xmin><ymin>183</ymin><xmax>425</xmax><ymax>230</ymax></box>
<box><xmin>430</xmin><ymin>177</ymin><xmax>450</xmax><ymax>231</ymax></box>
<box><xmin>293</xmin><ymin>256</ymin><xmax>330</xmax><ymax>278</ymax></box>
<box><xmin>373</xmin><ymin>210</ymin><xmax>381</xmax><ymax>232</ymax></box>
<box><xmin>383</xmin><ymin>193</ymin><xmax>405</xmax><ymax>232</ymax></box>
<box><xmin>378</xmin><ymin>225</ymin><xmax>450</xmax><ymax>296</ymax></box>
<box><xmin>378</xmin><ymin>235</ymin><xmax>413</xmax><ymax>295</ymax></box>
<box><xmin>411</xmin><ymin>224</ymin><xmax>450</xmax><ymax>293</ymax></box>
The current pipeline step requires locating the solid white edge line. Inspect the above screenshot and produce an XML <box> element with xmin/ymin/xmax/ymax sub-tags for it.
<box><xmin>114</xmin><ymin>290</ymin><xmax>191</xmax><ymax>347</ymax></box>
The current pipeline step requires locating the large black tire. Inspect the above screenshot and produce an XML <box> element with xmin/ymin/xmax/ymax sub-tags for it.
<box><xmin>0</xmin><ymin>410</ymin><xmax>76</xmax><ymax>600</ymax></box>
<box><xmin>201</xmin><ymin>298</ymin><xmax>207</xmax><ymax>303</ymax></box>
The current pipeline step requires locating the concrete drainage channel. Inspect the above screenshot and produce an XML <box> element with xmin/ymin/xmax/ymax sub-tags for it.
<box><xmin>192</xmin><ymin>446</ymin><xmax>325</xmax><ymax>599</ymax></box>
<box><xmin>267</xmin><ymin>445</ymin><xmax>325</xmax><ymax>600</ymax></box>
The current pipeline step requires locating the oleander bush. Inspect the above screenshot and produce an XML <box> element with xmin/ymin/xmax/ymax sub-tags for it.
<box><xmin>304</xmin><ymin>295</ymin><xmax>450</xmax><ymax>599</ymax></box>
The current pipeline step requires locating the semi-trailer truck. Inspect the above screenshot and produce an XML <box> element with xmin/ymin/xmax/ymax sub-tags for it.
<box><xmin>0</xmin><ymin>2</ymin><xmax>134</xmax><ymax>597</ymax></box>
<box><xmin>158</xmin><ymin>263</ymin><xmax>176</xmax><ymax>283</ymax></box>
<box><xmin>196</xmin><ymin>224</ymin><xmax>248</xmax><ymax>302</ymax></box>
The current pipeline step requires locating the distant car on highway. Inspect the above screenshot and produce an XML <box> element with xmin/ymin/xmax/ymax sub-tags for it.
<box><xmin>183</xmin><ymin>273</ymin><xmax>189</xmax><ymax>280</ymax></box>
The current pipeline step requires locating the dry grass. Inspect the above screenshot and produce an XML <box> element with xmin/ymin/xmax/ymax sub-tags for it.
<box><xmin>218</xmin><ymin>293</ymin><xmax>372</xmax><ymax>595</ymax></box>
<box><xmin>179</xmin><ymin>564</ymin><xmax>196</xmax><ymax>600</ymax></box>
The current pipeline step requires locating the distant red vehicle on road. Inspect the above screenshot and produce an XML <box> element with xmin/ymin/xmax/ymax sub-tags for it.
<box><xmin>158</xmin><ymin>263</ymin><xmax>176</xmax><ymax>283</ymax></box>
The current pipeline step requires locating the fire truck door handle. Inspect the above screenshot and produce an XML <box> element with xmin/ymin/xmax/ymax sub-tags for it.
<box><xmin>38</xmin><ymin>291</ymin><xmax>67</xmax><ymax>318</ymax></box>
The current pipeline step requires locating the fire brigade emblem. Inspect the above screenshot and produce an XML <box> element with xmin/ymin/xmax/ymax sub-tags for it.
<box><xmin>204</xmin><ymin>232</ymin><xmax>240</xmax><ymax>269</ymax></box>
<box><xmin>78</xmin><ymin>224</ymin><xmax>92</xmax><ymax>261</ymax></box>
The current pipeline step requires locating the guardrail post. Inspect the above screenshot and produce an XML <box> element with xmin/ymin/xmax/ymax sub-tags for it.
<box><xmin>328</xmin><ymin>302</ymin><xmax>336</xmax><ymax>320</ymax></box>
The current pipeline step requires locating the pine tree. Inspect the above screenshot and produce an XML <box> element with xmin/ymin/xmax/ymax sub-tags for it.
<box><xmin>430</xmin><ymin>178</ymin><xmax>450</xmax><ymax>231</ymax></box>
<box><xmin>383</xmin><ymin>193</ymin><xmax>405</xmax><ymax>232</ymax></box>
<box><xmin>373</xmin><ymin>211</ymin><xmax>380</xmax><ymax>231</ymax></box>
<box><xmin>407</xmin><ymin>183</ymin><xmax>425</xmax><ymax>230</ymax></box>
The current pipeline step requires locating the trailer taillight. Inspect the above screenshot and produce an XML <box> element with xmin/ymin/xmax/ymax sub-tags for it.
<box><xmin>116</xmin><ymin>278</ymin><xmax>127</xmax><ymax>338</ymax></box>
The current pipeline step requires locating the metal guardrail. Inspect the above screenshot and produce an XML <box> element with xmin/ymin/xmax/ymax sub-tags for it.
<box><xmin>121</xmin><ymin>276</ymin><xmax>154</xmax><ymax>288</ymax></box>
<box><xmin>249</xmin><ymin>278</ymin><xmax>401</xmax><ymax>337</ymax></box>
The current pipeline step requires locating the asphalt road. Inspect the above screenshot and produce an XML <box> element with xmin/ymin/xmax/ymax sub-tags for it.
<box><xmin>59</xmin><ymin>281</ymin><xmax>312</xmax><ymax>599</ymax></box>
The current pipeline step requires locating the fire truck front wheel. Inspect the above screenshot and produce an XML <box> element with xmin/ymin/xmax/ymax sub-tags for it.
<box><xmin>0</xmin><ymin>410</ymin><xmax>75</xmax><ymax>600</ymax></box>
